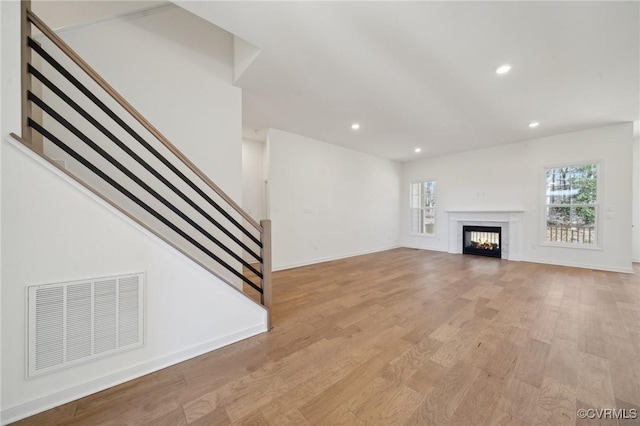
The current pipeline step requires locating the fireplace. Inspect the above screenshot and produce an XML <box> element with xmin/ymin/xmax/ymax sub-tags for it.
<box><xmin>448</xmin><ymin>211</ymin><xmax>523</xmax><ymax>260</ymax></box>
<box><xmin>463</xmin><ymin>226</ymin><xmax>501</xmax><ymax>258</ymax></box>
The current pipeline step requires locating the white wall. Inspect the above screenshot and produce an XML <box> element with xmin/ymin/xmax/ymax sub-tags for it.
<box><xmin>633</xmin><ymin>131</ymin><xmax>640</xmax><ymax>262</ymax></box>
<box><xmin>34</xmin><ymin>2</ymin><xmax>242</xmax><ymax>202</ymax></box>
<box><xmin>32</xmin><ymin>1</ymin><xmax>166</xmax><ymax>29</ymax></box>
<box><xmin>267</xmin><ymin>128</ymin><xmax>402</xmax><ymax>270</ymax></box>
<box><xmin>1</xmin><ymin>139</ymin><xmax>267</xmax><ymax>424</ymax></box>
<box><xmin>33</xmin><ymin>3</ymin><xmax>246</xmax><ymax>287</ymax></box>
<box><xmin>242</xmin><ymin>139</ymin><xmax>265</xmax><ymax>222</ymax></box>
<box><xmin>403</xmin><ymin>123</ymin><xmax>634</xmax><ymax>273</ymax></box>
<box><xmin>1</xmin><ymin>3</ymin><xmax>264</xmax><ymax>421</ymax></box>
<box><xmin>241</xmin><ymin>138</ymin><xmax>265</xmax><ymax>262</ymax></box>
<box><xmin>0</xmin><ymin>0</ymin><xmax>20</xmax><ymax>136</ymax></box>
<box><xmin>0</xmin><ymin>0</ymin><xmax>22</xmax><ymax>417</ymax></box>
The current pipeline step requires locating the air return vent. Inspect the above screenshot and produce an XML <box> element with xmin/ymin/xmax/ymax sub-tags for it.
<box><xmin>27</xmin><ymin>273</ymin><xmax>144</xmax><ymax>378</ymax></box>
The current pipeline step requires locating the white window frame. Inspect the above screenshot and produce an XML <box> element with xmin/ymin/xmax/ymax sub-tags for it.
<box><xmin>410</xmin><ymin>180</ymin><xmax>437</xmax><ymax>236</ymax></box>
<box><xmin>540</xmin><ymin>161</ymin><xmax>602</xmax><ymax>250</ymax></box>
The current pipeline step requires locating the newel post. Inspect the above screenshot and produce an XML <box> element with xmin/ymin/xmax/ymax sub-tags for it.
<box><xmin>260</xmin><ymin>219</ymin><xmax>272</xmax><ymax>329</ymax></box>
<box><xmin>21</xmin><ymin>0</ymin><xmax>32</xmax><ymax>144</ymax></box>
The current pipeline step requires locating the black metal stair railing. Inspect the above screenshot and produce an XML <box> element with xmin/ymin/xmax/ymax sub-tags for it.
<box><xmin>14</xmin><ymin>3</ymin><xmax>272</xmax><ymax>325</ymax></box>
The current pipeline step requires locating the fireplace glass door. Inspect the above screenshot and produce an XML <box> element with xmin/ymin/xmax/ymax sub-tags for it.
<box><xmin>463</xmin><ymin>226</ymin><xmax>501</xmax><ymax>258</ymax></box>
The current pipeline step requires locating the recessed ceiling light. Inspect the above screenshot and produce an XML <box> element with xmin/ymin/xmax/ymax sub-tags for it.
<box><xmin>414</xmin><ymin>148</ymin><xmax>422</xmax><ymax>153</ymax></box>
<box><xmin>528</xmin><ymin>122</ymin><xmax>540</xmax><ymax>128</ymax></box>
<box><xmin>351</xmin><ymin>123</ymin><xmax>360</xmax><ymax>130</ymax></box>
<box><xmin>496</xmin><ymin>64</ymin><xmax>512</xmax><ymax>74</ymax></box>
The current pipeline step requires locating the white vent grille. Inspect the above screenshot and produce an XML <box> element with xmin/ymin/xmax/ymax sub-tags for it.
<box><xmin>27</xmin><ymin>273</ymin><xmax>144</xmax><ymax>378</ymax></box>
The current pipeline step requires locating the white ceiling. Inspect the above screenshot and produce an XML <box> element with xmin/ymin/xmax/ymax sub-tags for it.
<box><xmin>40</xmin><ymin>0</ymin><xmax>629</xmax><ymax>162</ymax></box>
<box><xmin>177</xmin><ymin>1</ymin><xmax>639</xmax><ymax>162</ymax></box>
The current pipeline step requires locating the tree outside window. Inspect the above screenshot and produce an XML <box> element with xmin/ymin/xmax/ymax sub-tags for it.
<box><xmin>410</xmin><ymin>181</ymin><xmax>436</xmax><ymax>235</ymax></box>
<box><xmin>545</xmin><ymin>163</ymin><xmax>598</xmax><ymax>244</ymax></box>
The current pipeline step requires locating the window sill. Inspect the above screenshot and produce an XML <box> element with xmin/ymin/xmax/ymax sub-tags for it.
<box><xmin>538</xmin><ymin>241</ymin><xmax>603</xmax><ymax>251</ymax></box>
<box><xmin>409</xmin><ymin>233</ymin><xmax>437</xmax><ymax>238</ymax></box>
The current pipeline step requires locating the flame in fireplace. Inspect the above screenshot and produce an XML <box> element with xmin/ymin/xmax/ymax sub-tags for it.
<box><xmin>471</xmin><ymin>240</ymin><xmax>498</xmax><ymax>250</ymax></box>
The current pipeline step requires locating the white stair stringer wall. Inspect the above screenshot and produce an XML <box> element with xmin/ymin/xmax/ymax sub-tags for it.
<box><xmin>1</xmin><ymin>137</ymin><xmax>268</xmax><ymax>424</ymax></box>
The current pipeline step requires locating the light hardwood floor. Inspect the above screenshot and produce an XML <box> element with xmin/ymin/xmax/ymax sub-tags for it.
<box><xmin>14</xmin><ymin>248</ymin><xmax>640</xmax><ymax>425</ymax></box>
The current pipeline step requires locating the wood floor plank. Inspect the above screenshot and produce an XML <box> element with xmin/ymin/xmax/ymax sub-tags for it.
<box><xmin>496</xmin><ymin>376</ymin><xmax>541</xmax><ymax>423</ymax></box>
<box><xmin>402</xmin><ymin>297</ymin><xmax>470</xmax><ymax>344</ymax></box>
<box><xmin>604</xmin><ymin>334</ymin><xmax>638</xmax><ymax>367</ymax></box>
<box><xmin>429</xmin><ymin>320</ymin><xmax>485</xmax><ymax>368</ymax></box>
<box><xmin>529</xmin><ymin>304</ymin><xmax>560</xmax><ymax>344</ymax></box>
<box><xmin>555</xmin><ymin>311</ymin><xmax>580</xmax><ymax>343</ymax></box>
<box><xmin>9</xmin><ymin>402</ymin><xmax>77</xmax><ymax>426</ymax></box>
<box><xmin>579</xmin><ymin>310</ymin><xmax>608</xmax><ymax>358</ymax></box>
<box><xmin>535</xmin><ymin>376</ymin><xmax>577</xmax><ymax>425</ymax></box>
<box><xmin>428</xmin><ymin>323</ymin><xmax>459</xmax><ymax>342</ymax></box>
<box><xmin>461</xmin><ymin>328</ymin><xmax>503</xmax><ymax>369</ymax></box>
<box><xmin>405</xmin><ymin>359</ymin><xmax>449</xmax><ymax>395</ymax></box>
<box><xmin>232</xmin><ymin>410</ymin><xmax>270</xmax><ymax>426</ymax></box>
<box><xmin>14</xmin><ymin>249</ymin><xmax>639</xmax><ymax>426</ymax></box>
<box><xmin>486</xmin><ymin>407</ymin><xmax>530</xmax><ymax>426</ymax></box>
<box><xmin>504</xmin><ymin>325</ymin><xmax>530</xmax><ymax>347</ymax></box>
<box><xmin>629</xmin><ymin>331</ymin><xmax>640</xmax><ymax>357</ymax></box>
<box><xmin>609</xmin><ymin>360</ymin><xmax>640</xmax><ymax>407</ymax></box>
<box><xmin>73</xmin><ymin>367</ymin><xmax>187</xmax><ymax>418</ymax></box>
<box><xmin>314</xmin><ymin>404</ymin><xmax>363</xmax><ymax>426</ymax></box>
<box><xmin>263</xmin><ymin>409</ymin><xmax>312</xmax><ymax>426</ymax></box>
<box><xmin>514</xmin><ymin>338</ymin><xmax>552</xmax><ymax>388</ymax></box>
<box><xmin>577</xmin><ymin>352</ymin><xmax>616</xmax><ymax>409</ymax></box>
<box><xmin>545</xmin><ymin>338</ymin><xmax>579</xmax><ymax>387</ymax></box>
<box><xmin>256</xmin><ymin>351</ymin><xmax>371</xmax><ymax>423</ymax></box>
<box><xmin>221</xmin><ymin>374</ymin><xmax>291</xmax><ymax>422</ymax></box>
<box><xmin>141</xmin><ymin>407</ymin><xmax>187</xmax><ymax>426</ymax></box>
<box><xmin>183</xmin><ymin>398</ymin><xmax>218</xmax><ymax>424</ymax></box>
<box><xmin>450</xmin><ymin>370</ymin><xmax>504</xmax><ymax>425</ymax></box>
<box><xmin>600</xmin><ymin>305</ymin><xmax>632</xmax><ymax>340</ymax></box>
<box><xmin>405</xmin><ymin>361</ymin><xmax>481</xmax><ymax>425</ymax></box>
<box><xmin>352</xmin><ymin>384</ymin><xmax>423</xmax><ymax>425</ymax></box>
<box><xmin>299</xmin><ymin>348</ymin><xmax>398</xmax><ymax>424</ymax></box>
<box><xmin>185</xmin><ymin>404</ymin><xmax>231</xmax><ymax>426</ymax></box>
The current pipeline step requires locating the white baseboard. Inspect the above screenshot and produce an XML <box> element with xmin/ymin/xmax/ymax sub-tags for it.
<box><xmin>401</xmin><ymin>244</ymin><xmax>449</xmax><ymax>253</ymax></box>
<box><xmin>521</xmin><ymin>257</ymin><xmax>634</xmax><ymax>274</ymax></box>
<box><xmin>272</xmin><ymin>246</ymin><xmax>636</xmax><ymax>275</ymax></box>
<box><xmin>398</xmin><ymin>247</ymin><xmax>634</xmax><ymax>274</ymax></box>
<box><xmin>273</xmin><ymin>245</ymin><xmax>400</xmax><ymax>272</ymax></box>
<box><xmin>1</xmin><ymin>323</ymin><xmax>267</xmax><ymax>425</ymax></box>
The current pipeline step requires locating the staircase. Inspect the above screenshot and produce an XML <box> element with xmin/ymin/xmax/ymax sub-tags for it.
<box><xmin>1</xmin><ymin>2</ymin><xmax>275</xmax><ymax>423</ymax></box>
<box><xmin>13</xmin><ymin>3</ymin><xmax>272</xmax><ymax>320</ymax></box>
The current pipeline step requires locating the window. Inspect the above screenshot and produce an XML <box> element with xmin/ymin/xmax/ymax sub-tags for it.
<box><xmin>410</xmin><ymin>181</ymin><xmax>436</xmax><ymax>235</ymax></box>
<box><xmin>545</xmin><ymin>163</ymin><xmax>598</xmax><ymax>245</ymax></box>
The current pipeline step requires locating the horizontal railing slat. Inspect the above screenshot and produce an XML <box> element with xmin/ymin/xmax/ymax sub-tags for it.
<box><xmin>26</xmin><ymin>10</ymin><xmax>263</xmax><ymax>233</ymax></box>
<box><xmin>19</xmin><ymin>5</ymin><xmax>272</xmax><ymax>321</ymax></box>
<box><xmin>28</xmin><ymin>118</ymin><xmax>263</xmax><ymax>294</ymax></box>
<box><xmin>27</xmin><ymin>37</ymin><xmax>262</xmax><ymax>249</ymax></box>
<box><xmin>9</xmin><ymin>133</ymin><xmax>262</xmax><ymax>301</ymax></box>
<box><xmin>29</xmin><ymin>91</ymin><xmax>263</xmax><ymax>280</ymax></box>
<box><xmin>28</xmin><ymin>63</ymin><xmax>263</xmax><ymax>263</ymax></box>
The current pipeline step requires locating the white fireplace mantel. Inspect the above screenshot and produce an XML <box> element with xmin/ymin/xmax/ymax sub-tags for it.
<box><xmin>447</xmin><ymin>210</ymin><xmax>524</xmax><ymax>261</ymax></box>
